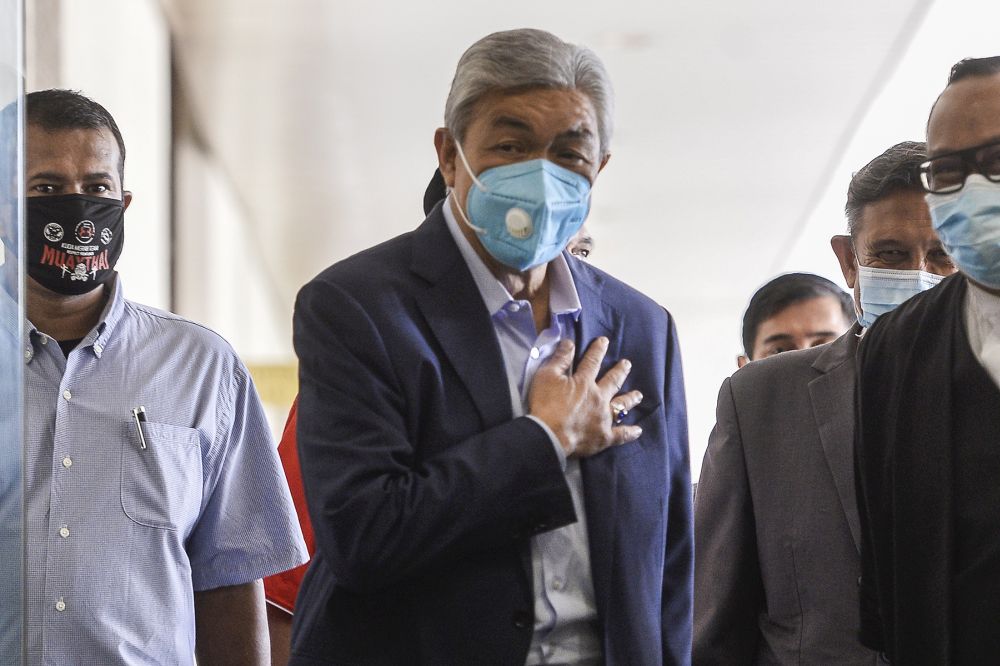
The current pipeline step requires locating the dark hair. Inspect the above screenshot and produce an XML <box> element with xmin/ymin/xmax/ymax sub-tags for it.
<box><xmin>948</xmin><ymin>56</ymin><xmax>1000</xmax><ymax>85</ymax></box>
<box><xmin>25</xmin><ymin>89</ymin><xmax>126</xmax><ymax>183</ymax></box>
<box><xmin>742</xmin><ymin>272</ymin><xmax>854</xmax><ymax>358</ymax></box>
<box><xmin>844</xmin><ymin>141</ymin><xmax>926</xmax><ymax>237</ymax></box>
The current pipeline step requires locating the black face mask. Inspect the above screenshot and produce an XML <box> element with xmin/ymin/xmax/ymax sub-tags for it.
<box><xmin>27</xmin><ymin>194</ymin><xmax>125</xmax><ymax>295</ymax></box>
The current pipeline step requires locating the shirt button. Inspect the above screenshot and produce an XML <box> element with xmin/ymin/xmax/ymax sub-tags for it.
<box><xmin>552</xmin><ymin>577</ymin><xmax>565</xmax><ymax>591</ymax></box>
<box><xmin>93</xmin><ymin>344</ymin><xmax>103</xmax><ymax>355</ymax></box>
<box><xmin>62</xmin><ymin>390</ymin><xmax>72</xmax><ymax>400</ymax></box>
<box><xmin>39</xmin><ymin>336</ymin><xmax>48</xmax><ymax>345</ymax></box>
<box><xmin>55</xmin><ymin>598</ymin><xmax>66</xmax><ymax>612</ymax></box>
<box><xmin>59</xmin><ymin>526</ymin><xmax>70</xmax><ymax>538</ymax></box>
<box><xmin>507</xmin><ymin>302</ymin><xmax>521</xmax><ymax>313</ymax></box>
<box><xmin>530</xmin><ymin>347</ymin><xmax>541</xmax><ymax>359</ymax></box>
<box><xmin>23</xmin><ymin>350</ymin><xmax>31</xmax><ymax>361</ymax></box>
<box><xmin>62</xmin><ymin>457</ymin><xmax>72</xmax><ymax>468</ymax></box>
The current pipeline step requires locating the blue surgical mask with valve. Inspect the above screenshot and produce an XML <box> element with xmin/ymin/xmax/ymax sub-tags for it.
<box><xmin>856</xmin><ymin>265</ymin><xmax>944</xmax><ymax>328</ymax></box>
<box><xmin>926</xmin><ymin>174</ymin><xmax>1000</xmax><ymax>289</ymax></box>
<box><xmin>451</xmin><ymin>139</ymin><xmax>592</xmax><ymax>272</ymax></box>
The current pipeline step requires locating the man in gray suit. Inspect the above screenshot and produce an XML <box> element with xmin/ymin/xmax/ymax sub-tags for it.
<box><xmin>693</xmin><ymin>141</ymin><xmax>956</xmax><ymax>664</ymax></box>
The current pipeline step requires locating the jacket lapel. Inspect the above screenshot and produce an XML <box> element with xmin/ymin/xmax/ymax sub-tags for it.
<box><xmin>808</xmin><ymin>328</ymin><xmax>863</xmax><ymax>551</ymax></box>
<box><xmin>410</xmin><ymin>206</ymin><xmax>512</xmax><ymax>429</ymax></box>
<box><xmin>413</xmin><ymin>225</ymin><xmax>625</xmax><ymax>614</ymax></box>
<box><xmin>569</xmin><ymin>258</ymin><xmax>622</xmax><ymax>629</ymax></box>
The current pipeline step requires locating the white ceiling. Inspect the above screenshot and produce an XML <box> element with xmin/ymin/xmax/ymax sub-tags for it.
<box><xmin>162</xmin><ymin>0</ymin><xmax>933</xmax><ymax>473</ymax></box>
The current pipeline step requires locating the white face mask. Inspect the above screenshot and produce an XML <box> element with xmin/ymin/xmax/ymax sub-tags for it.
<box><xmin>856</xmin><ymin>265</ymin><xmax>944</xmax><ymax>328</ymax></box>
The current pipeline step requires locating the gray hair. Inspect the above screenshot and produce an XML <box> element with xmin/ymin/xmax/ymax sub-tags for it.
<box><xmin>444</xmin><ymin>29</ymin><xmax>614</xmax><ymax>157</ymax></box>
<box><xmin>845</xmin><ymin>141</ymin><xmax>926</xmax><ymax>237</ymax></box>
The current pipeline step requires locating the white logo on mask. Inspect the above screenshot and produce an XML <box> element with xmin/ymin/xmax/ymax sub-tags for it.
<box><xmin>75</xmin><ymin>220</ymin><xmax>96</xmax><ymax>244</ymax></box>
<box><xmin>44</xmin><ymin>223</ymin><xmax>64</xmax><ymax>242</ymax></box>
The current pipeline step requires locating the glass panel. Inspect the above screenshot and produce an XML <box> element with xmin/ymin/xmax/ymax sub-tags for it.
<box><xmin>0</xmin><ymin>0</ymin><xmax>24</xmax><ymax>663</ymax></box>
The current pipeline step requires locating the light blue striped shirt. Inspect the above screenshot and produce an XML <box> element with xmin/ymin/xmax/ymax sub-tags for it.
<box><xmin>23</xmin><ymin>275</ymin><xmax>308</xmax><ymax>665</ymax></box>
<box><xmin>0</xmin><ymin>283</ymin><xmax>22</xmax><ymax>664</ymax></box>
<box><xmin>444</xmin><ymin>199</ymin><xmax>602</xmax><ymax>665</ymax></box>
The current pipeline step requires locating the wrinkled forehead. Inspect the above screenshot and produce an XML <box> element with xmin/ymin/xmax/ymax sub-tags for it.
<box><xmin>928</xmin><ymin>74</ymin><xmax>1000</xmax><ymax>155</ymax></box>
<box><xmin>476</xmin><ymin>87</ymin><xmax>599</xmax><ymax>129</ymax></box>
<box><xmin>856</xmin><ymin>189</ymin><xmax>935</xmax><ymax>243</ymax></box>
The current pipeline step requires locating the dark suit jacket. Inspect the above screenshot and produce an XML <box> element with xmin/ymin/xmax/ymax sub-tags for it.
<box><xmin>694</xmin><ymin>328</ymin><xmax>879</xmax><ymax>665</ymax></box>
<box><xmin>289</xmin><ymin>204</ymin><xmax>692</xmax><ymax>665</ymax></box>
<box><xmin>855</xmin><ymin>273</ymin><xmax>970</xmax><ymax>664</ymax></box>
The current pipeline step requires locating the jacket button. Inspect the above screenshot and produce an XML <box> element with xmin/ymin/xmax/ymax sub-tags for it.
<box><xmin>879</xmin><ymin>652</ymin><xmax>891</xmax><ymax>663</ymax></box>
<box><xmin>512</xmin><ymin>610</ymin><xmax>531</xmax><ymax>630</ymax></box>
<box><xmin>857</xmin><ymin>576</ymin><xmax>862</xmax><ymax>587</ymax></box>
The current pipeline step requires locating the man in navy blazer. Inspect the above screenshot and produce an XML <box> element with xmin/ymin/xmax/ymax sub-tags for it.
<box><xmin>290</xmin><ymin>28</ymin><xmax>692</xmax><ymax>665</ymax></box>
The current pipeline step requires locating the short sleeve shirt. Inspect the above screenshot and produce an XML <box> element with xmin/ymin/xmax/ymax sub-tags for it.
<box><xmin>23</xmin><ymin>276</ymin><xmax>308</xmax><ymax>665</ymax></box>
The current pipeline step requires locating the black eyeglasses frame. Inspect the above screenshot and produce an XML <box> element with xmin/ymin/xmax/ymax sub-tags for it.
<box><xmin>918</xmin><ymin>137</ymin><xmax>1000</xmax><ymax>194</ymax></box>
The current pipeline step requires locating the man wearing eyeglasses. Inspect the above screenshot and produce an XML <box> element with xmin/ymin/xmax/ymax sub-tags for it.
<box><xmin>855</xmin><ymin>56</ymin><xmax>1000</xmax><ymax>665</ymax></box>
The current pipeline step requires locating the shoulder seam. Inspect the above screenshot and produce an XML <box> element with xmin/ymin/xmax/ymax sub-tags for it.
<box><xmin>124</xmin><ymin>300</ymin><xmax>235</xmax><ymax>348</ymax></box>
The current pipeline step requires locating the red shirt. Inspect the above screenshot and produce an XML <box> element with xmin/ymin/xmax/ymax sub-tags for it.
<box><xmin>263</xmin><ymin>399</ymin><xmax>314</xmax><ymax>612</ymax></box>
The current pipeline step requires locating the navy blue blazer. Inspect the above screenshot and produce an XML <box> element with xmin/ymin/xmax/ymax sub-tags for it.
<box><xmin>289</xmin><ymin>204</ymin><xmax>692</xmax><ymax>665</ymax></box>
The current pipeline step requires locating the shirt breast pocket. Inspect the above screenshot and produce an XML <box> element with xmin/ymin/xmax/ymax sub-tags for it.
<box><xmin>615</xmin><ymin>398</ymin><xmax>663</xmax><ymax>460</ymax></box>
<box><xmin>120</xmin><ymin>420</ymin><xmax>204</xmax><ymax>531</ymax></box>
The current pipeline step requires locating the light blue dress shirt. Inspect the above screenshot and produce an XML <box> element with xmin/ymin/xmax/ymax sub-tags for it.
<box><xmin>444</xmin><ymin>198</ymin><xmax>602</xmax><ymax>665</ymax></box>
<box><xmin>0</xmin><ymin>283</ymin><xmax>22</xmax><ymax>664</ymax></box>
<box><xmin>23</xmin><ymin>276</ymin><xmax>308</xmax><ymax>665</ymax></box>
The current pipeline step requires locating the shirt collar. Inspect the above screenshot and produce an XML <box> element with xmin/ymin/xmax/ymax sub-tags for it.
<box><xmin>92</xmin><ymin>273</ymin><xmax>127</xmax><ymax>352</ymax></box>
<box><xmin>24</xmin><ymin>272</ymin><xmax>126</xmax><ymax>358</ymax></box>
<box><xmin>442</xmin><ymin>193</ymin><xmax>582</xmax><ymax>320</ymax></box>
<box><xmin>967</xmin><ymin>278</ymin><xmax>1000</xmax><ymax>337</ymax></box>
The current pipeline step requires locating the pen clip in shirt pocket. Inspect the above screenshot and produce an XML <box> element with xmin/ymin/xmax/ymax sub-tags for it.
<box><xmin>121</xmin><ymin>420</ymin><xmax>203</xmax><ymax>531</ymax></box>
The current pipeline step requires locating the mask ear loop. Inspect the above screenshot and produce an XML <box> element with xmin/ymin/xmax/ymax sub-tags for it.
<box><xmin>450</xmin><ymin>135</ymin><xmax>487</xmax><ymax>234</ymax></box>
<box><xmin>453</xmin><ymin>136</ymin><xmax>486</xmax><ymax>191</ymax></box>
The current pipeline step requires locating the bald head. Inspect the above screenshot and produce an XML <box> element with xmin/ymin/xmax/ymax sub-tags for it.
<box><xmin>928</xmin><ymin>60</ymin><xmax>1000</xmax><ymax>158</ymax></box>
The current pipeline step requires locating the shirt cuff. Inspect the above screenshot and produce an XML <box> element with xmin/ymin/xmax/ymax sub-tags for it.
<box><xmin>526</xmin><ymin>415</ymin><xmax>567</xmax><ymax>471</ymax></box>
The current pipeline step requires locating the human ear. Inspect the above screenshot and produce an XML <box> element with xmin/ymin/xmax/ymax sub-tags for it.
<box><xmin>434</xmin><ymin>128</ymin><xmax>457</xmax><ymax>189</ymax></box>
<box><xmin>830</xmin><ymin>235</ymin><xmax>857</xmax><ymax>288</ymax></box>
<box><xmin>597</xmin><ymin>152</ymin><xmax>611</xmax><ymax>174</ymax></box>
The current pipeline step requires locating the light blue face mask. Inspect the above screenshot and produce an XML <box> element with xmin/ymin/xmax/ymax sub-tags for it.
<box><xmin>856</xmin><ymin>265</ymin><xmax>944</xmax><ymax>328</ymax></box>
<box><xmin>452</xmin><ymin>140</ymin><xmax>591</xmax><ymax>272</ymax></box>
<box><xmin>926</xmin><ymin>174</ymin><xmax>1000</xmax><ymax>289</ymax></box>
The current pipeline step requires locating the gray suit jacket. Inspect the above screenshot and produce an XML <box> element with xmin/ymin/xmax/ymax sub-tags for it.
<box><xmin>693</xmin><ymin>328</ymin><xmax>879</xmax><ymax>665</ymax></box>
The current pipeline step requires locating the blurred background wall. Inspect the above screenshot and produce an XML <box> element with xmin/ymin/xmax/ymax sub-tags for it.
<box><xmin>24</xmin><ymin>0</ymin><xmax>1000</xmax><ymax>478</ymax></box>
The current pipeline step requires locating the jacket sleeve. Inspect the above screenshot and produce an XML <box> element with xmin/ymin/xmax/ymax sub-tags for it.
<box><xmin>661</xmin><ymin>313</ymin><xmax>695</xmax><ymax>665</ymax></box>
<box><xmin>293</xmin><ymin>277</ymin><xmax>577</xmax><ymax>594</ymax></box>
<box><xmin>692</xmin><ymin>375</ymin><xmax>764</xmax><ymax>664</ymax></box>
